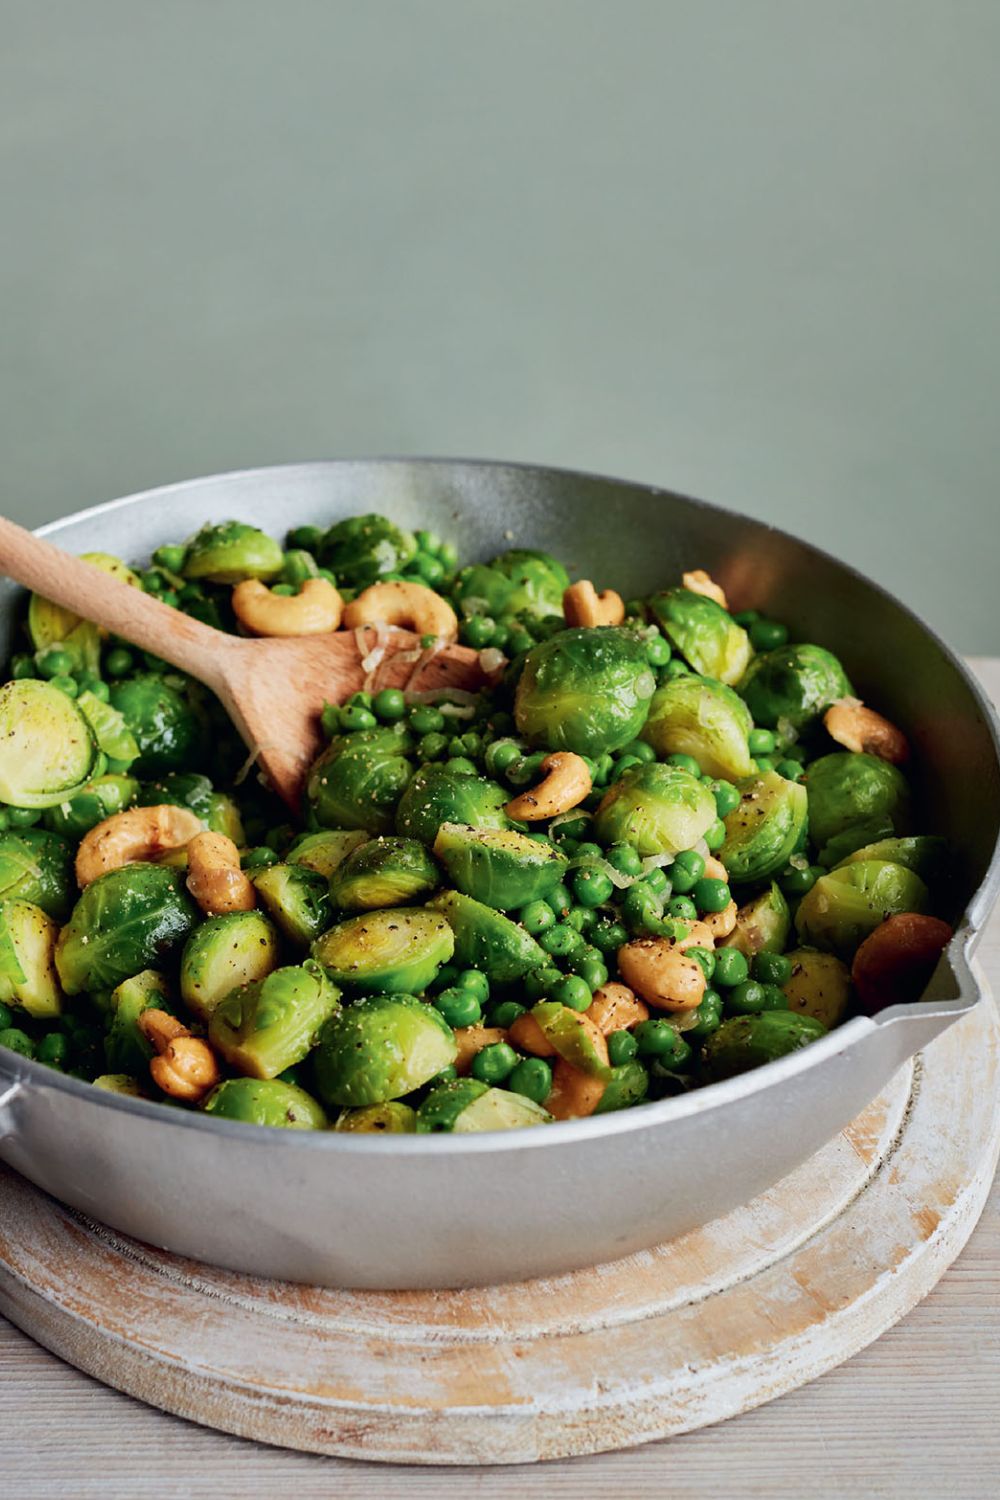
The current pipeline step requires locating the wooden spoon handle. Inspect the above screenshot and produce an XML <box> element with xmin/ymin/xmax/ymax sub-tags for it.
<box><xmin>0</xmin><ymin>514</ymin><xmax>232</xmax><ymax>689</ymax></box>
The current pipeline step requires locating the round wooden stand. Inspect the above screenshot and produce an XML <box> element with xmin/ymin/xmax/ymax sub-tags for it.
<box><xmin>0</xmin><ymin>985</ymin><xmax>997</xmax><ymax>1467</ymax></box>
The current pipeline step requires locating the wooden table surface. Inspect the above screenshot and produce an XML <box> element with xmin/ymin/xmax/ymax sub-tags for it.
<box><xmin>2</xmin><ymin>662</ymin><xmax>998</xmax><ymax>1500</ymax></box>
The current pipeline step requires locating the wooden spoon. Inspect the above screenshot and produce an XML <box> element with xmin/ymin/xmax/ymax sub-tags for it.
<box><xmin>0</xmin><ymin>516</ymin><xmax>490</xmax><ymax>808</ymax></box>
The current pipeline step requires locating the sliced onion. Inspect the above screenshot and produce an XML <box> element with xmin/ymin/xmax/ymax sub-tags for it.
<box><xmin>640</xmin><ymin>852</ymin><xmax>675</xmax><ymax>874</ymax></box>
<box><xmin>403</xmin><ymin>638</ymin><xmax>446</xmax><ymax>695</ymax></box>
<box><xmin>549</xmin><ymin>808</ymin><xmax>592</xmax><ymax>832</ymax></box>
<box><xmin>233</xmin><ymin>742</ymin><xmax>266</xmax><ymax>786</ymax></box>
<box><xmin>693</xmin><ymin>837</ymin><xmax>711</xmax><ymax>859</ymax></box>
<box><xmin>478</xmin><ymin>647</ymin><xmax>507</xmax><ymax>678</ymax></box>
<box><xmin>565</xmin><ymin>853</ymin><xmax>638</xmax><ymax>890</ymax></box>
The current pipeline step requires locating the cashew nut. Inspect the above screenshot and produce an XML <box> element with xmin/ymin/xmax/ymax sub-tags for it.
<box><xmin>676</xmin><ymin>919</ymin><xmax>718</xmax><ymax>951</ymax></box>
<box><xmin>617</xmin><ymin>937</ymin><xmax>708</xmax><ymax>1012</ymax></box>
<box><xmin>703</xmin><ymin>856</ymin><xmax>728</xmax><ymax>882</ymax></box>
<box><xmin>138</xmin><ymin>1008</ymin><xmax>220</xmax><ymax>1103</ymax></box>
<box><xmin>342</xmin><ymin>580</ymin><xmax>458</xmax><ymax>640</ymax></box>
<box><xmin>508</xmin><ymin>1012</ymin><xmax>555</xmax><ymax>1057</ymax></box>
<box><xmin>545</xmin><ymin>1058</ymin><xmax>606</xmax><ymax>1119</ymax></box>
<box><xmin>505</xmin><ymin>751</ymin><xmax>593</xmax><ymax>821</ymax></box>
<box><xmin>586</xmin><ymin>982</ymin><xmax>649</xmax><ymax>1035</ymax></box>
<box><xmin>703</xmin><ymin>900</ymin><xmax>738</xmax><ymax>939</ymax></box>
<box><xmin>682</xmin><ymin>569</ymin><xmax>729</xmax><ymax>610</ymax></box>
<box><xmin>851</xmin><ymin>912</ymin><xmax>953</xmax><ymax>1014</ymax></box>
<box><xmin>823</xmin><ymin>698</ymin><xmax>909</xmax><ymax>765</ymax></box>
<box><xmin>232</xmin><ymin>577</ymin><xmax>343</xmax><ymax>636</ymax></box>
<box><xmin>75</xmin><ymin>805</ymin><xmax>203</xmax><ymax>887</ymax></box>
<box><xmin>562</xmin><ymin>579</ymin><xmax>626</xmax><ymax>628</ymax></box>
<box><xmin>185</xmin><ymin>830</ymin><xmax>256</xmax><ymax>915</ymax></box>
<box><xmin>453</xmin><ymin>1023</ymin><xmax>508</xmax><ymax>1074</ymax></box>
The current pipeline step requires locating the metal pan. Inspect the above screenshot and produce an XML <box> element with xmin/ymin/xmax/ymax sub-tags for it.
<box><xmin>1</xmin><ymin>460</ymin><xmax>997</xmax><ymax>1289</ymax></box>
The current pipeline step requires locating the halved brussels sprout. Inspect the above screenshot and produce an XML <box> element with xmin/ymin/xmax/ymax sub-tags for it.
<box><xmin>180</xmin><ymin>909</ymin><xmax>281</xmax><ymax>1021</ymax></box>
<box><xmin>0</xmin><ymin>900</ymin><xmax>64</xmax><ymax>1018</ymax></box>
<box><xmin>329</xmin><ymin>836</ymin><xmax>441</xmax><ymax>910</ymax></box>
<box><xmin>782</xmin><ymin>949</ymin><xmax>852</xmax><ymax>1029</ymax></box>
<box><xmin>737</xmin><ymin>644</ymin><xmax>852</xmax><ymax>732</ymax></box>
<box><xmin>594</xmin><ymin>1060</ymin><xmax>650</xmax><ymax>1114</ymax></box>
<box><xmin>137</xmin><ymin>772</ymin><xmax>245</xmax><ymax>843</ymax></box>
<box><xmin>318</xmin><ymin>513</ymin><xmax>417</xmax><ymax>586</ymax></box>
<box><xmin>76</xmin><ymin>691</ymin><xmax>140</xmax><ymax>766</ymax></box>
<box><xmin>514</xmin><ymin>627</ymin><xmax>656</xmax><ymax>756</ymax></box>
<box><xmin>640</xmin><ymin>674</ymin><xmax>753</xmax><ymax>780</ymax></box>
<box><xmin>805</xmin><ymin>752</ymin><xmax>910</xmax><ymax>852</ymax></box>
<box><xmin>531</xmin><ymin>1001</ymin><xmax>611</xmax><ymax>1078</ymax></box>
<box><xmin>432</xmin><ymin>824</ymin><xmax>567</xmax><ymax>910</ymax></box>
<box><xmin>109</xmin><ymin>674</ymin><xmax>206</xmax><ymax>777</ymax></box>
<box><xmin>720</xmin><ymin>771</ymin><xmax>808</xmax><ymax>884</ymax></box>
<box><xmin>42</xmin><ymin>774</ymin><xmax>140</xmax><ymax>840</ymax></box>
<box><xmin>0</xmin><ymin>680</ymin><xmax>96</xmax><ymax>808</ymax></box>
<box><xmin>594</xmin><ymin>763</ymin><xmax>717</xmax><ymax>856</ymax></box>
<box><xmin>28</xmin><ymin>552</ymin><xmax>140</xmax><ymax>673</ymax></box>
<box><xmin>417</xmin><ymin>1079</ymin><xmax>552</xmax><ymax>1132</ymax></box>
<box><xmin>649</xmin><ymin>588</ymin><xmax>751</xmax><ymax>685</ymax></box>
<box><xmin>56</xmin><ymin>865</ymin><xmax>199</xmax><ymax>995</ymax></box>
<box><xmin>395</xmin><ymin>764</ymin><xmax>509</xmax><ymax>845</ymax></box>
<box><xmin>0</xmin><ymin>829</ymin><xmax>76</xmax><ymax>921</ymax></box>
<box><xmin>306</xmin><ymin>727</ymin><xmax>415</xmax><ymax>835</ymax></box>
<box><xmin>181</xmin><ymin>521</ymin><xmax>284</xmax><ymax>583</ymax></box>
<box><xmin>832</xmin><ymin>835</ymin><xmax>948</xmax><ymax>885</ymax></box>
<box><xmin>287</xmin><ymin>828</ymin><xmax>369</xmax><ymax>878</ymax></box>
<box><xmin>452</xmin><ymin>549</ymin><xmax>569</xmax><ymax>622</ymax></box>
<box><xmin>794</xmin><ymin>859</ymin><xmax>929</xmax><ymax>958</ymax></box>
<box><xmin>700</xmin><ymin>1010</ymin><xmax>827</xmax><ymax>1082</ymax></box>
<box><xmin>104</xmin><ymin>969</ymin><xmax>179</xmax><ymax>1076</ymax></box>
<box><xmin>313</xmin><ymin>994</ymin><xmax>456</xmax><ymax>1107</ymax></box>
<box><xmin>202</xmin><ymin>1077</ymin><xmax>328</xmax><ymax>1129</ymax></box>
<box><xmin>719</xmin><ymin>881</ymin><xmax>791</xmax><ymax>956</ymax></box>
<box><xmin>334</xmin><ymin>1101</ymin><xmax>418</xmax><ymax>1132</ymax></box>
<box><xmin>92</xmin><ymin>1074</ymin><xmax>147</xmax><ymax>1097</ymax></box>
<box><xmin>312</xmin><ymin>908</ymin><xmax>454</xmax><ymax>993</ymax></box>
<box><xmin>428</xmin><ymin>890</ymin><xmax>545</xmax><ymax>982</ymax></box>
<box><xmin>209</xmin><ymin>959</ymin><xmax>341</xmax><ymax>1079</ymax></box>
<box><xmin>252</xmin><ymin>863</ymin><xmax>333</xmax><ymax>945</ymax></box>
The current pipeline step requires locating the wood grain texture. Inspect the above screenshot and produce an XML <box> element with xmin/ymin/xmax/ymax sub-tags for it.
<box><xmin>2</xmin><ymin>659</ymin><xmax>999</xmax><ymax>1496</ymax></box>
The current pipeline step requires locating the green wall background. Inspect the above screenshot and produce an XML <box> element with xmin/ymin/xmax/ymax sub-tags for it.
<box><xmin>3</xmin><ymin>1</ymin><xmax>998</xmax><ymax>649</ymax></box>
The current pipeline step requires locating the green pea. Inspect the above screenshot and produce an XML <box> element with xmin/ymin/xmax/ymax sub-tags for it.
<box><xmin>434</xmin><ymin>987</ymin><xmax>483</xmax><ymax>1029</ymax></box>
<box><xmin>667</xmin><ymin>895</ymin><xmax>698</xmax><ymax>922</ymax></box>
<box><xmin>0</xmin><ymin>1028</ymin><xmax>35</xmax><ymax>1059</ymax></box>
<box><xmin>781</xmin><ymin>742</ymin><xmax>809</xmax><ymax>764</ymax></box>
<box><xmin>0</xmin><ymin>1001</ymin><xmax>13</xmax><ymax>1030</ymax></box>
<box><xmin>747</xmin><ymin>727</ymin><xmax>776</xmax><ymax>757</ymax></box>
<box><xmin>572</xmin><ymin>952</ymin><xmax>609</xmax><ymax>990</ymax></box>
<box><xmin>571</xmin><ymin>867</ymin><xmax>614</xmax><ymax>908</ymax></box>
<box><xmin>664</xmin><ymin>659</ymin><xmax>692</xmax><ymax>680</ymax></box>
<box><xmin>437</xmin><ymin>541</ymin><xmax>460</xmax><ymax>570</ymax></box>
<box><xmin>446</xmin><ymin>756</ymin><xmax>478</xmax><ymax>776</ymax></box>
<box><xmin>606</xmin><ymin>843</ymin><xmax>642</xmax><ymax>878</ymax></box>
<box><xmin>104</xmin><ymin>647</ymin><xmax>134</xmax><ymax>677</ymax></box>
<box><xmin>775</xmin><ymin>758</ymin><xmax>804</xmax><ymax>782</ymax></box>
<box><xmin>50</xmin><ymin>674</ymin><xmax>79</xmax><ymax>697</ymax></box>
<box><xmin>347</xmin><ymin>690</ymin><xmax>373</xmax><ymax>709</ymax></box>
<box><xmin>508</xmin><ymin>1056</ymin><xmax>552</xmax><ymax>1104</ymax></box>
<box><xmin>622</xmin><ymin>884</ymin><xmax>663</xmax><ymax>932</ymax></box>
<box><xmin>634</xmin><ymin>1020</ymin><xmax>691</xmax><ymax>1066</ymax></box>
<box><xmin>563</xmin><ymin>905</ymin><xmax>595</xmax><ymax>934</ymax></box>
<box><xmin>693</xmin><ymin>876</ymin><xmax>731</xmax><ymax>913</ymax></box>
<box><xmin>645</xmin><ymin>634</ymin><xmax>672</xmax><ymax>667</ymax></box>
<box><xmin>77</xmin><ymin>673</ymin><xmax>110</xmax><ymax>700</ymax></box>
<box><xmin>320</xmin><ymin>703</ymin><xmax>343</xmax><ymax>738</ymax></box>
<box><xmin>666</xmin><ymin>752</ymin><xmax>702</xmax><ymax>777</ymax></box>
<box><xmin>685</xmin><ymin>989</ymin><xmax>723</xmax><ymax>1039</ymax></box>
<box><xmin>490</xmin><ymin>1000</ymin><xmax>526</xmax><ymax>1029</ymax></box>
<box><xmin>670</xmin><ymin>849</ymin><xmax>705</xmax><ymax>893</ymax></box>
<box><xmin>11</xmin><ymin>653</ymin><xmax>37</xmax><ymax>679</ymax></box>
<box><xmin>339</xmin><ymin>705</ymin><xmax>377</xmax><ymax>732</ymax></box>
<box><xmin>141</xmin><ymin>569</ymin><xmax>166</xmax><ymax>593</ymax></box>
<box><xmin>589</xmin><ymin>919</ymin><xmax>628</xmax><ymax>954</ymax></box>
<box><xmin>471</xmin><ymin>1041</ymin><xmax>518</xmax><ymax>1085</ymax></box>
<box><xmin>753</xmin><ymin>756</ymin><xmax>776</xmax><ymax>773</ymax></box>
<box><xmin>753</xmin><ymin>951</ymin><xmax>794</xmax><ymax>986</ymax></box>
<box><xmin>525</xmin><ymin>964</ymin><xmax>562</xmax><ymax>1000</ymax></box>
<box><xmin>643</xmin><ymin>866</ymin><xmax>670</xmax><ymax>895</ymax></box>
<box><xmin>612</xmin><ymin>754</ymin><xmax>643</xmax><ymax>782</ymax></box>
<box><xmin>0</xmin><ymin>810</ymin><xmax>9</xmax><ymax>832</ymax></box>
<box><xmin>547</xmin><ymin>883</ymin><xmax>573</xmax><ymax>918</ymax></box>
<box><xmin>241</xmin><ymin>846</ymin><xmax>279</xmax><ymax>871</ymax></box>
<box><xmin>484</xmin><ymin>738</ymin><xmax>522</xmax><ymax>777</ymax></box>
<box><xmin>429</xmin><ymin>1064</ymin><xmax>459</xmax><ymax>1086</ymax></box>
<box><xmin>372</xmin><ymin>687</ymin><xmax>407</xmax><ymax>721</ymax></box>
<box><xmin>592</xmin><ymin>753</ymin><xmax>615</xmax><ymax>786</ymax></box>
<box><xmin>418</xmin><ymin>731</ymin><xmax>449</xmax><ymax>760</ymax></box>
<box><xmin>712</xmin><ymin>947</ymin><xmax>749</xmax><ymax>988</ymax></box>
<box><xmin>704</xmin><ymin>818</ymin><xmax>727</xmax><ymax>851</ymax></box>
<box><xmin>413</xmin><ymin>551</ymin><xmax>445</xmax><ymax>585</ymax></box>
<box><xmin>8</xmin><ymin>806</ymin><xmax>41</xmax><ymax>828</ymax></box>
<box><xmin>687</xmin><ymin>945</ymin><xmax>716</xmax><ymax>980</ymax></box>
<box><xmin>37</xmin><ymin>647</ymin><xmax>73</xmax><ymax>679</ymax></box>
<box><xmin>553</xmin><ymin>975</ymin><xmax>592</xmax><ymax>1012</ymax></box>
<box><xmin>408</xmin><ymin>704</ymin><xmax>445</xmax><ymax>734</ymax></box>
<box><xmin>540</xmin><ymin>923</ymin><xmax>584</xmax><ymax>958</ymax></box>
<box><xmin>507</xmin><ymin>627</ymin><xmax>535</xmax><ymax>656</ymax></box>
<box><xmin>506</xmin><ymin>752</ymin><xmax>546</xmax><ymax>788</ymax></box>
<box><xmin>36</xmin><ymin>1032</ymin><xmax>69</xmax><ymax>1067</ymax></box>
<box><xmin>285</xmin><ymin>524</ymin><xmax>323</xmax><ymax>551</ymax></box>
<box><xmin>780</xmin><ymin>864</ymin><xmax>821</xmax><ymax>897</ymax></box>
<box><xmin>607</xmin><ymin>1029</ymin><xmax>639</xmax><ymax>1065</ymax></box>
<box><xmin>711</xmin><ymin>779</ymin><xmax>742</xmax><ymax>818</ymax></box>
<box><xmin>461</xmin><ymin>615</ymin><xmax>496</xmax><ymax>650</ymax></box>
<box><xmin>734</xmin><ymin>609</ymin><xmax>760</xmax><ymax>626</ymax></box>
<box><xmin>519</xmin><ymin>899</ymin><xmax>556</xmax><ymax>935</ymax></box>
<box><xmin>726</xmin><ymin>980</ymin><xmax>776</xmax><ymax>1015</ymax></box>
<box><xmin>749</xmin><ymin>619</ymin><xmax>789</xmax><ymax>652</ymax></box>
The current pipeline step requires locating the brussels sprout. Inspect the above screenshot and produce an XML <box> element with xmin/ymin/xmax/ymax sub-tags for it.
<box><xmin>0</xmin><ymin>901</ymin><xmax>64</xmax><ymax>1018</ymax></box>
<box><xmin>137</xmin><ymin>773</ymin><xmax>245</xmax><ymax>843</ymax></box>
<box><xmin>720</xmin><ymin>771</ymin><xmax>808</xmax><ymax>884</ymax></box>
<box><xmin>312</xmin><ymin>908</ymin><xmax>454</xmax><ymax>993</ymax></box>
<box><xmin>640</xmin><ymin>674</ymin><xmax>753</xmax><ymax>781</ymax></box>
<box><xmin>417</xmin><ymin>1078</ymin><xmax>552</xmax><ymax>1132</ymax></box>
<box><xmin>395</xmin><ymin>764</ymin><xmax>509</xmax><ymax>846</ymax></box>
<box><xmin>719</xmin><ymin>881</ymin><xmax>791</xmax><ymax>957</ymax></box>
<box><xmin>329</xmin><ymin>836</ymin><xmax>441</xmax><ymax>910</ymax></box>
<box><xmin>805</xmin><ymin>752</ymin><xmax>910</xmax><ymax>852</ymax></box>
<box><xmin>514</xmin><ymin>628</ymin><xmax>656</xmax><ymax>756</ymax></box>
<box><xmin>594</xmin><ymin>1060</ymin><xmax>649</xmax><ymax>1114</ymax></box>
<box><xmin>93</xmin><ymin>1074</ymin><xmax>147</xmax><ymax>1097</ymax></box>
<box><xmin>76</xmin><ymin>690</ymin><xmax>140</xmax><ymax>766</ymax></box>
<box><xmin>209</xmin><ymin>959</ymin><xmax>341</xmax><ymax>1079</ymax></box>
<box><xmin>794</xmin><ymin>859</ymin><xmax>929</xmax><ymax>958</ymax></box>
<box><xmin>594</xmin><ymin>763</ymin><xmax>717</xmax><ymax>856</ymax></box>
<box><xmin>104</xmin><ymin>969</ymin><xmax>179</xmax><ymax>1075</ymax></box>
<box><xmin>782</xmin><ymin>949</ymin><xmax>852</xmax><ymax>1029</ymax></box>
<box><xmin>306</xmin><ymin>727</ymin><xmax>415</xmax><ymax>835</ymax></box>
<box><xmin>832</xmin><ymin>835</ymin><xmax>949</xmax><ymax>885</ymax></box>
<box><xmin>181</xmin><ymin>521</ymin><xmax>284</xmax><ymax>584</ymax></box>
<box><xmin>700</xmin><ymin>1010</ymin><xmax>827</xmax><ymax>1082</ymax></box>
<box><xmin>428</xmin><ymin>890</ymin><xmax>545</xmax><ymax>982</ymax></box>
<box><xmin>737</xmin><ymin>644</ymin><xmax>852</xmax><ymax>732</ymax></box>
<box><xmin>649</xmin><ymin>588</ymin><xmax>751</xmax><ymax>685</ymax></box>
<box><xmin>334</xmin><ymin>1101</ymin><xmax>418</xmax><ymax>1132</ymax></box>
<box><xmin>815</xmin><ymin>816</ymin><xmax>896</xmax><ymax>869</ymax></box>
<box><xmin>252</xmin><ymin>864</ymin><xmax>333</xmax><ymax>945</ymax></box>
<box><xmin>109</xmin><ymin>674</ymin><xmax>206</xmax><ymax>777</ymax></box>
<box><xmin>452</xmin><ymin>549</ymin><xmax>569</xmax><ymax>622</ymax></box>
<box><xmin>287</xmin><ymin>828</ymin><xmax>369</xmax><ymax>878</ymax></box>
<box><xmin>56</xmin><ymin>866</ymin><xmax>199</xmax><ymax>995</ymax></box>
<box><xmin>202</xmin><ymin>1076</ymin><xmax>328</xmax><ymax>1129</ymax></box>
<box><xmin>313</xmin><ymin>994</ymin><xmax>456</xmax><ymax>1107</ymax></box>
<box><xmin>0</xmin><ymin>829</ymin><xmax>75</xmax><ymax>921</ymax></box>
<box><xmin>180</xmin><ymin>909</ymin><xmax>281</xmax><ymax>1020</ymax></box>
<box><xmin>0</xmin><ymin>680</ymin><xmax>96</xmax><ymax>807</ymax></box>
<box><xmin>432</xmin><ymin>824</ymin><xmax>567</xmax><ymax>910</ymax></box>
<box><xmin>28</xmin><ymin>552</ymin><xmax>140</xmax><ymax>674</ymax></box>
<box><xmin>318</xmin><ymin>513</ymin><xmax>417</xmax><ymax>586</ymax></box>
<box><xmin>42</xmin><ymin>774</ymin><xmax>140</xmax><ymax>840</ymax></box>
<box><xmin>531</xmin><ymin>1000</ymin><xmax>611</xmax><ymax>1078</ymax></box>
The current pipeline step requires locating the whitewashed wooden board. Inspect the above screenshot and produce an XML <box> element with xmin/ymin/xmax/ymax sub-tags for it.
<box><xmin>0</xmin><ymin>974</ymin><xmax>997</xmax><ymax>1466</ymax></box>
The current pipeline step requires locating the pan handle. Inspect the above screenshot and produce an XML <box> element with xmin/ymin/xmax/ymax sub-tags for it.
<box><xmin>0</xmin><ymin>1081</ymin><xmax>22</xmax><ymax>1143</ymax></box>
